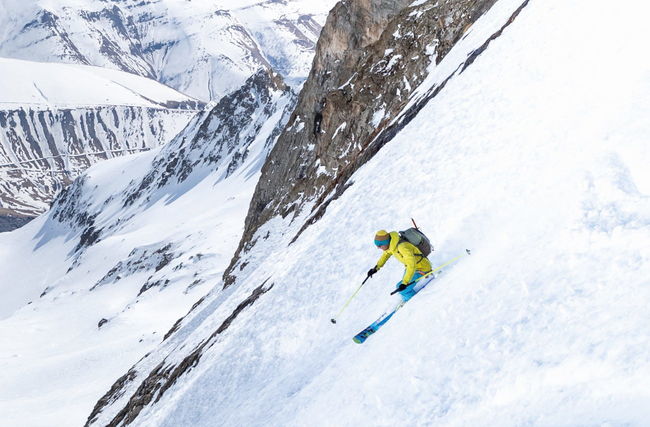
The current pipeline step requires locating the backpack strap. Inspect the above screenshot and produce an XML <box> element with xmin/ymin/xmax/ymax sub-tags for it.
<box><xmin>397</xmin><ymin>235</ymin><xmax>425</xmax><ymax>262</ymax></box>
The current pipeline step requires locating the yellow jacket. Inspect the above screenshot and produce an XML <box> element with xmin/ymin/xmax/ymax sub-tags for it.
<box><xmin>375</xmin><ymin>231</ymin><xmax>432</xmax><ymax>284</ymax></box>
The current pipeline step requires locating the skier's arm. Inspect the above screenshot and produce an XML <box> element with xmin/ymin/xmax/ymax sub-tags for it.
<box><xmin>376</xmin><ymin>251</ymin><xmax>392</xmax><ymax>270</ymax></box>
<box><xmin>399</xmin><ymin>244</ymin><xmax>418</xmax><ymax>284</ymax></box>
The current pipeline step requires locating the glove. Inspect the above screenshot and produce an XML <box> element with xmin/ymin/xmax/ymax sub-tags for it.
<box><xmin>367</xmin><ymin>266</ymin><xmax>378</xmax><ymax>278</ymax></box>
<box><xmin>391</xmin><ymin>282</ymin><xmax>413</xmax><ymax>295</ymax></box>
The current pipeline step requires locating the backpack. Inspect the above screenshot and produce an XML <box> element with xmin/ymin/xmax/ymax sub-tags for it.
<box><xmin>399</xmin><ymin>227</ymin><xmax>433</xmax><ymax>257</ymax></box>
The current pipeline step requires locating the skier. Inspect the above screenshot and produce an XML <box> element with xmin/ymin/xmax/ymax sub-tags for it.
<box><xmin>367</xmin><ymin>230</ymin><xmax>432</xmax><ymax>301</ymax></box>
<box><xmin>331</xmin><ymin>226</ymin><xmax>468</xmax><ymax>343</ymax></box>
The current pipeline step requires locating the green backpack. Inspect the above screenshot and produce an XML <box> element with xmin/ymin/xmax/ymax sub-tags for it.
<box><xmin>399</xmin><ymin>227</ymin><xmax>433</xmax><ymax>257</ymax></box>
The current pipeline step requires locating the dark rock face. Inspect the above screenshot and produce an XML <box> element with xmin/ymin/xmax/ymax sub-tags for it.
<box><xmin>224</xmin><ymin>0</ymin><xmax>499</xmax><ymax>286</ymax></box>
<box><xmin>0</xmin><ymin>214</ymin><xmax>34</xmax><ymax>232</ymax></box>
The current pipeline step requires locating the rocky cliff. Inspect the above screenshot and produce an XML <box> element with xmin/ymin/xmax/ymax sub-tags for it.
<box><xmin>224</xmin><ymin>0</ymin><xmax>499</xmax><ymax>286</ymax></box>
<box><xmin>0</xmin><ymin>105</ymin><xmax>198</xmax><ymax>221</ymax></box>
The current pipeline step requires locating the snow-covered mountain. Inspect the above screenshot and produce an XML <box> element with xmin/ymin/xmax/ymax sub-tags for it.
<box><xmin>0</xmin><ymin>57</ymin><xmax>202</xmax><ymax>223</ymax></box>
<box><xmin>0</xmin><ymin>0</ymin><xmax>337</xmax><ymax>101</ymax></box>
<box><xmin>1</xmin><ymin>0</ymin><xmax>650</xmax><ymax>426</ymax></box>
<box><xmin>0</xmin><ymin>0</ymin><xmax>337</xmax><ymax>226</ymax></box>
<box><xmin>0</xmin><ymin>65</ymin><xmax>294</xmax><ymax>426</ymax></box>
<box><xmin>0</xmin><ymin>0</ymin><xmax>335</xmax><ymax>224</ymax></box>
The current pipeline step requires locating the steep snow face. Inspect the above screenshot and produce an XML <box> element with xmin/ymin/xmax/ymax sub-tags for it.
<box><xmin>0</xmin><ymin>70</ymin><xmax>294</xmax><ymax>426</ymax></box>
<box><xmin>84</xmin><ymin>0</ymin><xmax>650</xmax><ymax>426</ymax></box>
<box><xmin>0</xmin><ymin>0</ymin><xmax>337</xmax><ymax>101</ymax></box>
<box><xmin>0</xmin><ymin>58</ymin><xmax>202</xmax><ymax>220</ymax></box>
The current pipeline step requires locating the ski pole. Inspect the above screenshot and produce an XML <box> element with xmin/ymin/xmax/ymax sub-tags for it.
<box><xmin>331</xmin><ymin>275</ymin><xmax>371</xmax><ymax>324</ymax></box>
<box><xmin>390</xmin><ymin>249</ymin><xmax>471</xmax><ymax>295</ymax></box>
<box><xmin>420</xmin><ymin>249</ymin><xmax>471</xmax><ymax>280</ymax></box>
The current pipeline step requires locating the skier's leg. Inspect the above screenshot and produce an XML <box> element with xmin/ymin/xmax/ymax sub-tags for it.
<box><xmin>397</xmin><ymin>272</ymin><xmax>425</xmax><ymax>301</ymax></box>
<box><xmin>412</xmin><ymin>271</ymin><xmax>435</xmax><ymax>293</ymax></box>
<box><xmin>386</xmin><ymin>282</ymin><xmax>409</xmax><ymax>307</ymax></box>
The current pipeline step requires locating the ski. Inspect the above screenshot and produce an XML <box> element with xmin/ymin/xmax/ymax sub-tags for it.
<box><xmin>352</xmin><ymin>303</ymin><xmax>404</xmax><ymax>344</ymax></box>
<box><xmin>352</xmin><ymin>249</ymin><xmax>471</xmax><ymax>344</ymax></box>
<box><xmin>352</xmin><ymin>274</ymin><xmax>435</xmax><ymax>344</ymax></box>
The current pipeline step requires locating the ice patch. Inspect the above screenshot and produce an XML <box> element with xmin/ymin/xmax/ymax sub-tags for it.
<box><xmin>371</xmin><ymin>108</ymin><xmax>386</xmax><ymax>127</ymax></box>
<box><xmin>332</xmin><ymin>122</ymin><xmax>347</xmax><ymax>139</ymax></box>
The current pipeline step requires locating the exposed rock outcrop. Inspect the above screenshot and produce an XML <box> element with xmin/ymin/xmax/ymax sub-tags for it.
<box><xmin>225</xmin><ymin>0</ymin><xmax>499</xmax><ymax>286</ymax></box>
<box><xmin>0</xmin><ymin>106</ymin><xmax>198</xmax><ymax>217</ymax></box>
<box><xmin>122</xmin><ymin>69</ymin><xmax>295</xmax><ymax>210</ymax></box>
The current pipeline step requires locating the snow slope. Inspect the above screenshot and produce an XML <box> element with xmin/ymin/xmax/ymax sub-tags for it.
<box><xmin>0</xmin><ymin>0</ymin><xmax>337</xmax><ymax>101</ymax></box>
<box><xmin>0</xmin><ymin>57</ymin><xmax>199</xmax><ymax>109</ymax></box>
<box><xmin>0</xmin><ymin>156</ymin><xmax>252</xmax><ymax>425</ymax></box>
<box><xmin>3</xmin><ymin>0</ymin><xmax>650</xmax><ymax>425</ymax></box>
<box><xmin>0</xmin><ymin>71</ymin><xmax>293</xmax><ymax>425</ymax></box>
<box><xmin>86</xmin><ymin>0</ymin><xmax>650</xmax><ymax>425</ymax></box>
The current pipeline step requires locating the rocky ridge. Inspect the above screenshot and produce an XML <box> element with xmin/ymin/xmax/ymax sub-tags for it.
<box><xmin>48</xmin><ymin>68</ymin><xmax>294</xmax><ymax>262</ymax></box>
<box><xmin>121</xmin><ymin>69</ymin><xmax>295</xmax><ymax>210</ymax></box>
<box><xmin>0</xmin><ymin>105</ymin><xmax>198</xmax><ymax>221</ymax></box>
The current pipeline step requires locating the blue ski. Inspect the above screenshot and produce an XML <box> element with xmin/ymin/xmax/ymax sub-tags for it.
<box><xmin>352</xmin><ymin>303</ymin><xmax>404</xmax><ymax>344</ymax></box>
<box><xmin>352</xmin><ymin>250</ymin><xmax>471</xmax><ymax>344</ymax></box>
<box><xmin>352</xmin><ymin>274</ymin><xmax>434</xmax><ymax>344</ymax></box>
